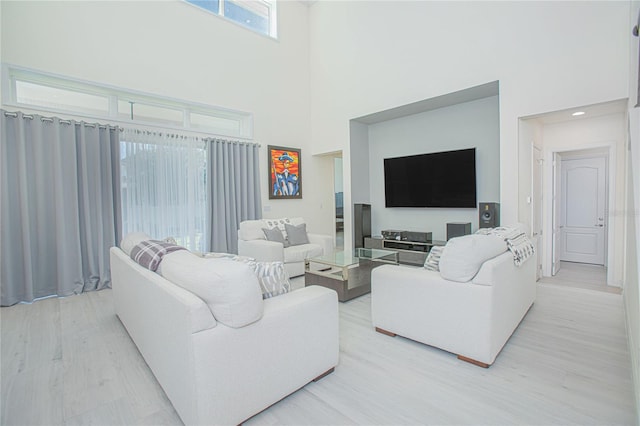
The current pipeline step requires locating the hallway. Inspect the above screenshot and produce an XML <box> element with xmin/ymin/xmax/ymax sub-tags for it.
<box><xmin>539</xmin><ymin>261</ymin><xmax>621</xmax><ymax>294</ymax></box>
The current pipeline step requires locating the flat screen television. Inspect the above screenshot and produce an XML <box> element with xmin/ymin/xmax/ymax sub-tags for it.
<box><xmin>384</xmin><ymin>148</ymin><xmax>477</xmax><ymax>208</ymax></box>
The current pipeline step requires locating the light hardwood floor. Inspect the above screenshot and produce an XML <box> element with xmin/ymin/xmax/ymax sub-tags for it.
<box><xmin>1</xmin><ymin>269</ymin><xmax>636</xmax><ymax>425</ymax></box>
<box><xmin>540</xmin><ymin>260</ymin><xmax>621</xmax><ymax>294</ymax></box>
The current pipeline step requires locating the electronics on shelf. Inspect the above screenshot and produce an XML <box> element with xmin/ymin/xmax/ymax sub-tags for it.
<box><xmin>381</xmin><ymin>229</ymin><xmax>406</xmax><ymax>240</ymax></box>
<box><xmin>381</xmin><ymin>230</ymin><xmax>432</xmax><ymax>243</ymax></box>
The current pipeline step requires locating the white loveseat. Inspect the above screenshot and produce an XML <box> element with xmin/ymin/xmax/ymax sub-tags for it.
<box><xmin>237</xmin><ymin>217</ymin><xmax>333</xmax><ymax>278</ymax></box>
<box><xmin>371</xmin><ymin>233</ymin><xmax>536</xmax><ymax>367</ymax></box>
<box><xmin>110</xmin><ymin>243</ymin><xmax>339</xmax><ymax>425</ymax></box>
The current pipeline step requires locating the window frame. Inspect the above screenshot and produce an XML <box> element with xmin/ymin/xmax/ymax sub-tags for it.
<box><xmin>1</xmin><ymin>64</ymin><xmax>254</xmax><ymax>139</ymax></box>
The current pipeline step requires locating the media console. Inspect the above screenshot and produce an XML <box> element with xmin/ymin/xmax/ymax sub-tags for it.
<box><xmin>364</xmin><ymin>237</ymin><xmax>446</xmax><ymax>266</ymax></box>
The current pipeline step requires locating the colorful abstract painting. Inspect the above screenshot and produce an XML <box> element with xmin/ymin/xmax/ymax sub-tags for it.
<box><xmin>268</xmin><ymin>145</ymin><xmax>302</xmax><ymax>199</ymax></box>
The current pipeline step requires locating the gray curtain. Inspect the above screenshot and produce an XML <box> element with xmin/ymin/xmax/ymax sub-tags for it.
<box><xmin>1</xmin><ymin>110</ymin><xmax>121</xmax><ymax>306</ymax></box>
<box><xmin>207</xmin><ymin>139</ymin><xmax>262</xmax><ymax>253</ymax></box>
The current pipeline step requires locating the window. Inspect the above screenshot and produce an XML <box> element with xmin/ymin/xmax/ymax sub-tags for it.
<box><xmin>2</xmin><ymin>64</ymin><xmax>253</xmax><ymax>138</ymax></box>
<box><xmin>120</xmin><ymin>129</ymin><xmax>208</xmax><ymax>252</ymax></box>
<box><xmin>185</xmin><ymin>0</ymin><xmax>277</xmax><ymax>38</ymax></box>
<box><xmin>16</xmin><ymin>81</ymin><xmax>109</xmax><ymax>116</ymax></box>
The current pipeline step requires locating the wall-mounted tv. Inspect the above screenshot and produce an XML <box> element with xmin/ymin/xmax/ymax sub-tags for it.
<box><xmin>384</xmin><ymin>148</ymin><xmax>477</xmax><ymax>208</ymax></box>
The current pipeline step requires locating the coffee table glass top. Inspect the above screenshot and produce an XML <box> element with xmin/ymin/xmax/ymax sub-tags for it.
<box><xmin>308</xmin><ymin>248</ymin><xmax>398</xmax><ymax>268</ymax></box>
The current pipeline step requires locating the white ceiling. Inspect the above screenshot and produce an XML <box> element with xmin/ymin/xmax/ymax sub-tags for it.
<box><xmin>523</xmin><ymin>99</ymin><xmax>628</xmax><ymax>125</ymax></box>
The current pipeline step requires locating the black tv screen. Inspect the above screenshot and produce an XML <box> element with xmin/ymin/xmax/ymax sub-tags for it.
<box><xmin>384</xmin><ymin>148</ymin><xmax>477</xmax><ymax>208</ymax></box>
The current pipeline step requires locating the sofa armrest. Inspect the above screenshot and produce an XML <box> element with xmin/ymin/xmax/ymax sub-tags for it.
<box><xmin>238</xmin><ymin>238</ymin><xmax>285</xmax><ymax>262</ymax></box>
<box><xmin>308</xmin><ymin>233</ymin><xmax>334</xmax><ymax>255</ymax></box>
<box><xmin>191</xmin><ymin>286</ymin><xmax>339</xmax><ymax>424</ymax></box>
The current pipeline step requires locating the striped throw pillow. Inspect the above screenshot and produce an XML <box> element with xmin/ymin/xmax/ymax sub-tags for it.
<box><xmin>424</xmin><ymin>245</ymin><xmax>444</xmax><ymax>271</ymax></box>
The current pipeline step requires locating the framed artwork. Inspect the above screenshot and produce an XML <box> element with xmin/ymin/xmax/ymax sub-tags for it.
<box><xmin>268</xmin><ymin>145</ymin><xmax>302</xmax><ymax>199</ymax></box>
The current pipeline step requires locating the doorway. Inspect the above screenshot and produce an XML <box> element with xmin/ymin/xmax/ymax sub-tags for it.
<box><xmin>334</xmin><ymin>157</ymin><xmax>344</xmax><ymax>249</ymax></box>
<box><xmin>522</xmin><ymin>99</ymin><xmax>626</xmax><ymax>287</ymax></box>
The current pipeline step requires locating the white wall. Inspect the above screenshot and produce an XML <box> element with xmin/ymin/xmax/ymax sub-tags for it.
<box><xmin>626</xmin><ymin>0</ymin><xmax>640</xmax><ymax>418</ymax></box>
<box><xmin>0</xmin><ymin>1</ymin><xmax>333</xmax><ymax>237</ymax></box>
<box><xmin>367</xmin><ymin>96</ymin><xmax>500</xmax><ymax>240</ymax></box>
<box><xmin>308</xmin><ymin>0</ymin><xmax>629</xmax><ymax>242</ymax></box>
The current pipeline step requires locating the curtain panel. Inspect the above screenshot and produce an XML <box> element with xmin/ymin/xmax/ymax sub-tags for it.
<box><xmin>120</xmin><ymin>129</ymin><xmax>207</xmax><ymax>251</ymax></box>
<box><xmin>1</xmin><ymin>110</ymin><xmax>121</xmax><ymax>306</ymax></box>
<box><xmin>207</xmin><ymin>139</ymin><xmax>262</xmax><ymax>253</ymax></box>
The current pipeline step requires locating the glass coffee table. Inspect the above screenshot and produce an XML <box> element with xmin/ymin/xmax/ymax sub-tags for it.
<box><xmin>305</xmin><ymin>248</ymin><xmax>399</xmax><ymax>302</ymax></box>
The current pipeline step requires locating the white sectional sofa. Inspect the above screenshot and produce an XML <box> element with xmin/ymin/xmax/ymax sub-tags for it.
<box><xmin>371</xmin><ymin>233</ymin><xmax>537</xmax><ymax>367</ymax></box>
<box><xmin>110</xmin><ymin>244</ymin><xmax>339</xmax><ymax>425</ymax></box>
<box><xmin>237</xmin><ymin>217</ymin><xmax>333</xmax><ymax>278</ymax></box>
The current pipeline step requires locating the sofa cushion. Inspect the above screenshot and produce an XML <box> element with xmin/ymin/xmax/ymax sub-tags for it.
<box><xmin>203</xmin><ymin>252</ymin><xmax>255</xmax><ymax>262</ymax></box>
<box><xmin>285</xmin><ymin>223</ymin><xmax>310</xmax><ymax>246</ymax></box>
<box><xmin>239</xmin><ymin>220</ymin><xmax>268</xmax><ymax>241</ymax></box>
<box><xmin>239</xmin><ymin>217</ymin><xmax>305</xmax><ymax>241</ymax></box>
<box><xmin>439</xmin><ymin>234</ymin><xmax>507</xmax><ymax>282</ymax></box>
<box><xmin>158</xmin><ymin>250</ymin><xmax>263</xmax><ymax>328</ymax></box>
<box><xmin>284</xmin><ymin>243</ymin><xmax>323</xmax><ymax>263</ymax></box>
<box><xmin>120</xmin><ymin>232</ymin><xmax>153</xmax><ymax>256</ymax></box>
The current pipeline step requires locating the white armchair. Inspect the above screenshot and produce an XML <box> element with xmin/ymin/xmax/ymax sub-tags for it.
<box><xmin>238</xmin><ymin>217</ymin><xmax>334</xmax><ymax>278</ymax></box>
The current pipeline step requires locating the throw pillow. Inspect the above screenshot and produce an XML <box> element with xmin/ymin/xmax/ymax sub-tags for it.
<box><xmin>120</xmin><ymin>232</ymin><xmax>153</xmax><ymax>256</ymax></box>
<box><xmin>438</xmin><ymin>234</ymin><xmax>508</xmax><ymax>282</ymax></box>
<box><xmin>244</xmin><ymin>260</ymin><xmax>291</xmax><ymax>299</ymax></box>
<box><xmin>130</xmin><ymin>240</ymin><xmax>187</xmax><ymax>272</ymax></box>
<box><xmin>159</xmin><ymin>250</ymin><xmax>264</xmax><ymax>328</ymax></box>
<box><xmin>262</xmin><ymin>227</ymin><xmax>290</xmax><ymax>247</ymax></box>
<box><xmin>424</xmin><ymin>245</ymin><xmax>444</xmax><ymax>271</ymax></box>
<box><xmin>264</xmin><ymin>218</ymin><xmax>293</xmax><ymax>239</ymax></box>
<box><xmin>285</xmin><ymin>223</ymin><xmax>310</xmax><ymax>246</ymax></box>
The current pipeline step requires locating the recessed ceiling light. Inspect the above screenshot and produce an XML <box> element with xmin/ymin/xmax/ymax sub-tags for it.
<box><xmin>572</xmin><ymin>111</ymin><xmax>585</xmax><ymax>116</ymax></box>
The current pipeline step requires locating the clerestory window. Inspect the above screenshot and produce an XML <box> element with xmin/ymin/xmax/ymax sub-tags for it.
<box><xmin>185</xmin><ymin>0</ymin><xmax>277</xmax><ymax>39</ymax></box>
<box><xmin>2</xmin><ymin>64</ymin><xmax>253</xmax><ymax>139</ymax></box>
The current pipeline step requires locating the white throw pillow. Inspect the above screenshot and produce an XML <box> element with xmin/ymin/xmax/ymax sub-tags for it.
<box><xmin>120</xmin><ymin>232</ymin><xmax>153</xmax><ymax>256</ymax></box>
<box><xmin>159</xmin><ymin>250</ymin><xmax>264</xmax><ymax>328</ymax></box>
<box><xmin>439</xmin><ymin>234</ymin><xmax>507</xmax><ymax>282</ymax></box>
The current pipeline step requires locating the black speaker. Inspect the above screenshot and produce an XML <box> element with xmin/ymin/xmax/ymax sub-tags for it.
<box><xmin>479</xmin><ymin>202</ymin><xmax>500</xmax><ymax>228</ymax></box>
<box><xmin>447</xmin><ymin>222</ymin><xmax>471</xmax><ymax>240</ymax></box>
<box><xmin>354</xmin><ymin>203</ymin><xmax>371</xmax><ymax>248</ymax></box>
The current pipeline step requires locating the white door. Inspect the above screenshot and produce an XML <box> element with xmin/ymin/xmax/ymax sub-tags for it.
<box><xmin>560</xmin><ymin>156</ymin><xmax>607</xmax><ymax>265</ymax></box>
<box><xmin>552</xmin><ymin>153</ymin><xmax>562</xmax><ymax>275</ymax></box>
<box><xmin>531</xmin><ymin>145</ymin><xmax>543</xmax><ymax>280</ymax></box>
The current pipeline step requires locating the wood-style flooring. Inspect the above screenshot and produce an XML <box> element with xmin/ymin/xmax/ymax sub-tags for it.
<box><xmin>1</xmin><ymin>265</ymin><xmax>636</xmax><ymax>425</ymax></box>
<box><xmin>540</xmin><ymin>260</ymin><xmax>621</xmax><ymax>294</ymax></box>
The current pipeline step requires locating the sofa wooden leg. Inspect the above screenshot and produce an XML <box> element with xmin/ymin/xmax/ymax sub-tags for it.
<box><xmin>375</xmin><ymin>327</ymin><xmax>397</xmax><ymax>337</ymax></box>
<box><xmin>312</xmin><ymin>367</ymin><xmax>335</xmax><ymax>382</ymax></box>
<box><xmin>457</xmin><ymin>355</ymin><xmax>490</xmax><ymax>368</ymax></box>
